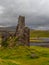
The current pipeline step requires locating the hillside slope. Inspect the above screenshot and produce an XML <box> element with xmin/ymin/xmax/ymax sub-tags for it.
<box><xmin>0</xmin><ymin>46</ymin><xmax>49</xmax><ymax>65</ymax></box>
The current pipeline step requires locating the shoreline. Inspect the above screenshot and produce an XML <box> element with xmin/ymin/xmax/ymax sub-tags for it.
<box><xmin>30</xmin><ymin>37</ymin><xmax>49</xmax><ymax>43</ymax></box>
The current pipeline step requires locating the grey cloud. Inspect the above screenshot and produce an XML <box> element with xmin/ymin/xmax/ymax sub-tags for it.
<box><xmin>0</xmin><ymin>0</ymin><xmax>49</xmax><ymax>30</ymax></box>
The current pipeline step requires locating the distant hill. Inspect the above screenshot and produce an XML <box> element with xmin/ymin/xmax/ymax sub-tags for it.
<box><xmin>0</xmin><ymin>26</ymin><xmax>49</xmax><ymax>37</ymax></box>
<box><xmin>0</xmin><ymin>26</ymin><xmax>16</xmax><ymax>32</ymax></box>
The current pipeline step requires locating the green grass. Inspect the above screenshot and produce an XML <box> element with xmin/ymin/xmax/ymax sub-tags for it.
<box><xmin>30</xmin><ymin>30</ymin><xmax>49</xmax><ymax>38</ymax></box>
<box><xmin>0</xmin><ymin>46</ymin><xmax>49</xmax><ymax>65</ymax></box>
<box><xmin>30</xmin><ymin>39</ymin><xmax>44</xmax><ymax>43</ymax></box>
<box><xmin>30</xmin><ymin>30</ymin><xmax>49</xmax><ymax>42</ymax></box>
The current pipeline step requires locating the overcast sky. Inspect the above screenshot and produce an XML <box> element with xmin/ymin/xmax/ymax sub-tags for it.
<box><xmin>0</xmin><ymin>0</ymin><xmax>49</xmax><ymax>30</ymax></box>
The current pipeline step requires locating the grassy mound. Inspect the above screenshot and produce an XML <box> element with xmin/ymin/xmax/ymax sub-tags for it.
<box><xmin>0</xmin><ymin>46</ymin><xmax>49</xmax><ymax>65</ymax></box>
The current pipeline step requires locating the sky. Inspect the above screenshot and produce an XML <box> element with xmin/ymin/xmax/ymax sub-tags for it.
<box><xmin>0</xmin><ymin>0</ymin><xmax>49</xmax><ymax>30</ymax></box>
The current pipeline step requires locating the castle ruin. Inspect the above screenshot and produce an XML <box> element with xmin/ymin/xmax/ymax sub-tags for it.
<box><xmin>15</xmin><ymin>16</ymin><xmax>30</xmax><ymax>46</ymax></box>
<box><xmin>1</xmin><ymin>16</ymin><xmax>30</xmax><ymax>47</ymax></box>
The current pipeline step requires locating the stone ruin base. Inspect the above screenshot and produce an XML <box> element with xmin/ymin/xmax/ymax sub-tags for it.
<box><xmin>1</xmin><ymin>16</ymin><xmax>30</xmax><ymax>47</ymax></box>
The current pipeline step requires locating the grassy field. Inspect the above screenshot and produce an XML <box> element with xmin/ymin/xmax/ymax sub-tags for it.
<box><xmin>30</xmin><ymin>39</ymin><xmax>44</xmax><ymax>43</ymax></box>
<box><xmin>30</xmin><ymin>30</ymin><xmax>49</xmax><ymax>42</ymax></box>
<box><xmin>30</xmin><ymin>30</ymin><xmax>49</xmax><ymax>38</ymax></box>
<box><xmin>0</xmin><ymin>30</ymin><xmax>49</xmax><ymax>65</ymax></box>
<box><xmin>0</xmin><ymin>46</ymin><xmax>49</xmax><ymax>65</ymax></box>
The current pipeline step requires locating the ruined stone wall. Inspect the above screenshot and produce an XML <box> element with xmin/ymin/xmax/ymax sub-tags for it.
<box><xmin>18</xmin><ymin>16</ymin><xmax>25</xmax><ymax>29</ymax></box>
<box><xmin>24</xmin><ymin>27</ymin><xmax>30</xmax><ymax>46</ymax></box>
<box><xmin>15</xmin><ymin>16</ymin><xmax>30</xmax><ymax>46</ymax></box>
<box><xmin>15</xmin><ymin>16</ymin><xmax>25</xmax><ymax>36</ymax></box>
<box><xmin>1</xmin><ymin>16</ymin><xmax>30</xmax><ymax>47</ymax></box>
<box><xmin>1</xmin><ymin>31</ymin><xmax>10</xmax><ymax>47</ymax></box>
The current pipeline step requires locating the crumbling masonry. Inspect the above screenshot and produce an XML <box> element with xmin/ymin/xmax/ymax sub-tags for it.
<box><xmin>1</xmin><ymin>16</ymin><xmax>30</xmax><ymax>47</ymax></box>
<box><xmin>15</xmin><ymin>16</ymin><xmax>30</xmax><ymax>46</ymax></box>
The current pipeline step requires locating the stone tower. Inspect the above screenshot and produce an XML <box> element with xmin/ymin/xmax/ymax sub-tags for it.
<box><xmin>17</xmin><ymin>16</ymin><xmax>25</xmax><ymax>36</ymax></box>
<box><xmin>15</xmin><ymin>16</ymin><xmax>25</xmax><ymax>36</ymax></box>
<box><xmin>18</xmin><ymin>16</ymin><xmax>25</xmax><ymax>29</ymax></box>
<box><xmin>15</xmin><ymin>16</ymin><xmax>30</xmax><ymax>46</ymax></box>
